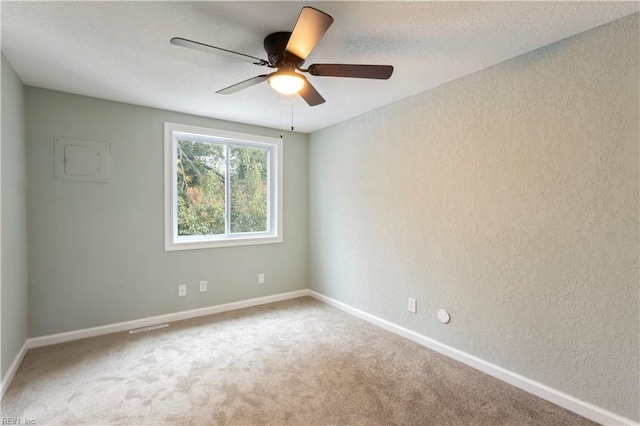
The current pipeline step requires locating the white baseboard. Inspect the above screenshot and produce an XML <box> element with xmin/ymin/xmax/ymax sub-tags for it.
<box><xmin>0</xmin><ymin>340</ymin><xmax>29</xmax><ymax>399</ymax></box>
<box><xmin>29</xmin><ymin>289</ymin><xmax>310</xmax><ymax>348</ymax></box>
<box><xmin>4</xmin><ymin>288</ymin><xmax>636</xmax><ymax>426</ymax></box>
<box><xmin>1</xmin><ymin>289</ymin><xmax>309</xmax><ymax>400</ymax></box>
<box><xmin>307</xmin><ymin>290</ymin><xmax>637</xmax><ymax>426</ymax></box>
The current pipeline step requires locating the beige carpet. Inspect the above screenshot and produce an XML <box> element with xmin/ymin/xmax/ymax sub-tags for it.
<box><xmin>2</xmin><ymin>297</ymin><xmax>596</xmax><ymax>425</ymax></box>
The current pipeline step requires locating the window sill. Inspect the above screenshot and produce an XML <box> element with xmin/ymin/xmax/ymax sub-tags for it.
<box><xmin>165</xmin><ymin>234</ymin><xmax>283</xmax><ymax>251</ymax></box>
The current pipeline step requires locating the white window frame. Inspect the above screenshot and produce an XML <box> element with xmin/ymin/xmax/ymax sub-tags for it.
<box><xmin>164</xmin><ymin>122</ymin><xmax>283</xmax><ymax>251</ymax></box>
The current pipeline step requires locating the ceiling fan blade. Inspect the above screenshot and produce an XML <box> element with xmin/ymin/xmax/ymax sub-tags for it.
<box><xmin>171</xmin><ymin>37</ymin><xmax>269</xmax><ymax>66</ymax></box>
<box><xmin>285</xmin><ymin>7</ymin><xmax>334</xmax><ymax>61</ymax></box>
<box><xmin>216</xmin><ymin>75</ymin><xmax>269</xmax><ymax>94</ymax></box>
<box><xmin>298</xmin><ymin>77</ymin><xmax>325</xmax><ymax>106</ymax></box>
<box><xmin>308</xmin><ymin>64</ymin><xmax>394</xmax><ymax>79</ymax></box>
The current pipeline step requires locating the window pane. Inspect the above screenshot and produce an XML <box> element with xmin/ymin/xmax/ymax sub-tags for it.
<box><xmin>176</xmin><ymin>139</ymin><xmax>226</xmax><ymax>236</ymax></box>
<box><xmin>229</xmin><ymin>146</ymin><xmax>268</xmax><ymax>233</ymax></box>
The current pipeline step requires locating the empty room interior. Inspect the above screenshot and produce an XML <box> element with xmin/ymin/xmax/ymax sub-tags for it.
<box><xmin>1</xmin><ymin>2</ymin><xmax>638</xmax><ymax>425</ymax></box>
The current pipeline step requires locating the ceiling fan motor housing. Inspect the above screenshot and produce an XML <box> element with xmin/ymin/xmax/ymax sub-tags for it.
<box><xmin>263</xmin><ymin>32</ymin><xmax>305</xmax><ymax>69</ymax></box>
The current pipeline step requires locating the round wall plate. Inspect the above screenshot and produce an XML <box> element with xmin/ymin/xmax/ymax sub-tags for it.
<box><xmin>437</xmin><ymin>309</ymin><xmax>451</xmax><ymax>324</ymax></box>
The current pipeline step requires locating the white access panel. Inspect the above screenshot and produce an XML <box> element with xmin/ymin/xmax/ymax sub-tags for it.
<box><xmin>54</xmin><ymin>137</ymin><xmax>110</xmax><ymax>183</ymax></box>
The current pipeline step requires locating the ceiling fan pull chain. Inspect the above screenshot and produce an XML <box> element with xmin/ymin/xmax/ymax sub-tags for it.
<box><xmin>280</xmin><ymin>93</ymin><xmax>285</xmax><ymax>132</ymax></box>
<box><xmin>291</xmin><ymin>95</ymin><xmax>295</xmax><ymax>132</ymax></box>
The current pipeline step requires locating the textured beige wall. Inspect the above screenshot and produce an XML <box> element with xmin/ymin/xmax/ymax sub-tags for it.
<box><xmin>309</xmin><ymin>14</ymin><xmax>639</xmax><ymax>420</ymax></box>
<box><xmin>25</xmin><ymin>88</ymin><xmax>309</xmax><ymax>337</ymax></box>
<box><xmin>1</xmin><ymin>54</ymin><xmax>28</xmax><ymax>380</ymax></box>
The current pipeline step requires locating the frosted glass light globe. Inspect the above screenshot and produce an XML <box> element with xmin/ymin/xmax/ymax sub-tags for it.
<box><xmin>268</xmin><ymin>72</ymin><xmax>305</xmax><ymax>95</ymax></box>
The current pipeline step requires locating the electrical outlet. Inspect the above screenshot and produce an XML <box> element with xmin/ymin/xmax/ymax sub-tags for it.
<box><xmin>178</xmin><ymin>284</ymin><xmax>187</xmax><ymax>297</ymax></box>
<box><xmin>408</xmin><ymin>298</ymin><xmax>417</xmax><ymax>313</ymax></box>
<box><xmin>258</xmin><ymin>273</ymin><xmax>265</xmax><ymax>284</ymax></box>
<box><xmin>199</xmin><ymin>280</ymin><xmax>207</xmax><ymax>292</ymax></box>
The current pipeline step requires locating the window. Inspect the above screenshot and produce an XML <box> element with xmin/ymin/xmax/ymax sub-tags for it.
<box><xmin>164</xmin><ymin>122</ymin><xmax>283</xmax><ymax>250</ymax></box>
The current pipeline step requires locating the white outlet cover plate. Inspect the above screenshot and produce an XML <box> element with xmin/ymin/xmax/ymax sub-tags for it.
<box><xmin>199</xmin><ymin>280</ymin><xmax>207</xmax><ymax>292</ymax></box>
<box><xmin>437</xmin><ymin>309</ymin><xmax>450</xmax><ymax>324</ymax></box>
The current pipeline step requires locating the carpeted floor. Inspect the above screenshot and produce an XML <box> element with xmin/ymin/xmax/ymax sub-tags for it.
<box><xmin>2</xmin><ymin>297</ymin><xmax>596</xmax><ymax>425</ymax></box>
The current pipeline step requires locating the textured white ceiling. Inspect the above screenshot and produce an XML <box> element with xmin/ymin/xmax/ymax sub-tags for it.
<box><xmin>2</xmin><ymin>2</ymin><xmax>638</xmax><ymax>133</ymax></box>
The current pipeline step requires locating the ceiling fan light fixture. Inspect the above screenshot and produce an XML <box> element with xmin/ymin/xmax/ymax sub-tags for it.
<box><xmin>171</xmin><ymin>7</ymin><xmax>392</xmax><ymax>107</ymax></box>
<box><xmin>268</xmin><ymin>71</ymin><xmax>305</xmax><ymax>95</ymax></box>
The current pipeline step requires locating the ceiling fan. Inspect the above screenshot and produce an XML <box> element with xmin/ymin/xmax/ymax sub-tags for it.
<box><xmin>170</xmin><ymin>6</ymin><xmax>394</xmax><ymax>106</ymax></box>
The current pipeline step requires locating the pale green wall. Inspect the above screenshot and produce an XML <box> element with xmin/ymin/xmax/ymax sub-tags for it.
<box><xmin>25</xmin><ymin>88</ymin><xmax>309</xmax><ymax>337</ymax></box>
<box><xmin>309</xmin><ymin>14</ymin><xmax>639</xmax><ymax>421</ymax></box>
<box><xmin>1</xmin><ymin>54</ymin><xmax>28</xmax><ymax>379</ymax></box>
